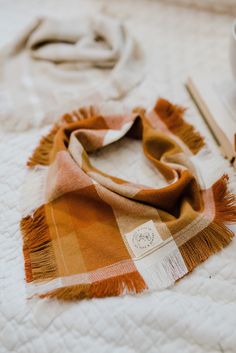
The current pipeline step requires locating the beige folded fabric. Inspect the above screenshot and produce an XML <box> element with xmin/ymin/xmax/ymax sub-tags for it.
<box><xmin>0</xmin><ymin>15</ymin><xmax>144</xmax><ymax>131</ymax></box>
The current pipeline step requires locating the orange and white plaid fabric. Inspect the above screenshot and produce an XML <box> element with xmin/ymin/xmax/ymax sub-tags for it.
<box><xmin>21</xmin><ymin>98</ymin><xmax>236</xmax><ymax>300</ymax></box>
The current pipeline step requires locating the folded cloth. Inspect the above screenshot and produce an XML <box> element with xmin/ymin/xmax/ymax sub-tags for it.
<box><xmin>21</xmin><ymin>98</ymin><xmax>236</xmax><ymax>300</ymax></box>
<box><xmin>0</xmin><ymin>15</ymin><xmax>144</xmax><ymax>131</ymax></box>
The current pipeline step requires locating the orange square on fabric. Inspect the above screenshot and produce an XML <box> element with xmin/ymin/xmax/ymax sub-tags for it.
<box><xmin>45</xmin><ymin>185</ymin><xmax>131</xmax><ymax>275</ymax></box>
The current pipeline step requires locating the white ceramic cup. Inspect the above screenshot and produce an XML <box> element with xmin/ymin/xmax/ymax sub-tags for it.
<box><xmin>230</xmin><ymin>20</ymin><xmax>236</xmax><ymax>80</ymax></box>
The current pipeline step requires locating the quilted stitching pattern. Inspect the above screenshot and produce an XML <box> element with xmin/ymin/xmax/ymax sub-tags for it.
<box><xmin>0</xmin><ymin>1</ymin><xmax>236</xmax><ymax>352</ymax></box>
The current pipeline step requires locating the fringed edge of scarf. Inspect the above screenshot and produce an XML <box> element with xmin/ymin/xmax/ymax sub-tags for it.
<box><xmin>155</xmin><ymin>98</ymin><xmax>205</xmax><ymax>154</ymax></box>
<box><xmin>27</xmin><ymin>98</ymin><xmax>205</xmax><ymax>168</ymax></box>
<box><xmin>20</xmin><ymin>174</ymin><xmax>236</xmax><ymax>300</ymax></box>
<box><xmin>21</xmin><ymin>206</ymin><xmax>58</xmax><ymax>283</ymax></box>
<box><xmin>27</xmin><ymin>125</ymin><xmax>60</xmax><ymax>167</ymax></box>
<box><xmin>39</xmin><ymin>272</ymin><xmax>147</xmax><ymax>300</ymax></box>
<box><xmin>27</xmin><ymin>106</ymin><xmax>98</xmax><ymax>168</ymax></box>
<box><xmin>179</xmin><ymin>175</ymin><xmax>236</xmax><ymax>271</ymax></box>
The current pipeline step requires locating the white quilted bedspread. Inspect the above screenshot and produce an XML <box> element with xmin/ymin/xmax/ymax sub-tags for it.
<box><xmin>1</xmin><ymin>1</ymin><xmax>236</xmax><ymax>352</ymax></box>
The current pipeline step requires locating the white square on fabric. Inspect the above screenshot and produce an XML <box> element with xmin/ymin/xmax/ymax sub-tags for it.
<box><xmin>124</xmin><ymin>220</ymin><xmax>163</xmax><ymax>258</ymax></box>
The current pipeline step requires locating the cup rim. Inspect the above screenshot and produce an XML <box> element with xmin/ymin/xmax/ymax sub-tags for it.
<box><xmin>232</xmin><ymin>20</ymin><xmax>236</xmax><ymax>40</ymax></box>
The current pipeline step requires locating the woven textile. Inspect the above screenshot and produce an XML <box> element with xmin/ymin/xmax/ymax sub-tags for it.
<box><xmin>0</xmin><ymin>14</ymin><xmax>144</xmax><ymax>131</ymax></box>
<box><xmin>21</xmin><ymin>98</ymin><xmax>236</xmax><ymax>299</ymax></box>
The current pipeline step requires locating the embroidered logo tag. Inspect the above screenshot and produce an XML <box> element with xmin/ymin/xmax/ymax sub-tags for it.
<box><xmin>124</xmin><ymin>220</ymin><xmax>163</xmax><ymax>258</ymax></box>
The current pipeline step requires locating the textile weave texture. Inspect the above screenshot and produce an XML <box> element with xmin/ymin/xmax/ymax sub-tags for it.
<box><xmin>0</xmin><ymin>14</ymin><xmax>144</xmax><ymax>131</ymax></box>
<box><xmin>20</xmin><ymin>98</ymin><xmax>236</xmax><ymax>299</ymax></box>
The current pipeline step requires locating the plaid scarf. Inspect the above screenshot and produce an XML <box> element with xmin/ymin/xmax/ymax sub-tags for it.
<box><xmin>21</xmin><ymin>98</ymin><xmax>236</xmax><ymax>300</ymax></box>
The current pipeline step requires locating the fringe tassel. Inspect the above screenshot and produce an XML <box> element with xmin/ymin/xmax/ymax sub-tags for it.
<box><xmin>20</xmin><ymin>205</ymin><xmax>57</xmax><ymax>282</ymax></box>
<box><xmin>60</xmin><ymin>105</ymin><xmax>97</xmax><ymax>124</ymax></box>
<box><xmin>138</xmin><ymin>247</ymin><xmax>188</xmax><ymax>290</ymax></box>
<box><xmin>155</xmin><ymin>98</ymin><xmax>205</xmax><ymax>154</ymax></box>
<box><xmin>27</xmin><ymin>125</ymin><xmax>60</xmax><ymax>168</ymax></box>
<box><xmin>180</xmin><ymin>174</ymin><xmax>236</xmax><ymax>272</ymax></box>
<box><xmin>39</xmin><ymin>272</ymin><xmax>147</xmax><ymax>300</ymax></box>
<box><xmin>27</xmin><ymin>106</ymin><xmax>96</xmax><ymax>167</ymax></box>
<box><xmin>179</xmin><ymin>221</ymin><xmax>234</xmax><ymax>271</ymax></box>
<box><xmin>212</xmin><ymin>174</ymin><xmax>236</xmax><ymax>223</ymax></box>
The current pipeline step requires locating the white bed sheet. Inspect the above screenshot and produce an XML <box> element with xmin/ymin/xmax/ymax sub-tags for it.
<box><xmin>1</xmin><ymin>1</ymin><xmax>236</xmax><ymax>352</ymax></box>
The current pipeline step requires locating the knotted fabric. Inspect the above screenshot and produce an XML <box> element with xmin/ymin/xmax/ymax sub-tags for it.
<box><xmin>21</xmin><ymin>99</ymin><xmax>236</xmax><ymax>300</ymax></box>
<box><xmin>0</xmin><ymin>15</ymin><xmax>144</xmax><ymax>130</ymax></box>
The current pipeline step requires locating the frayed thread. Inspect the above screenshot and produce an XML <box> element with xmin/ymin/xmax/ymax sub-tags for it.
<box><xmin>212</xmin><ymin>174</ymin><xmax>236</xmax><ymax>223</ymax></box>
<box><xmin>61</xmin><ymin>105</ymin><xmax>97</xmax><ymax>124</ymax></box>
<box><xmin>20</xmin><ymin>206</ymin><xmax>57</xmax><ymax>282</ymax></box>
<box><xmin>39</xmin><ymin>272</ymin><xmax>147</xmax><ymax>300</ymax></box>
<box><xmin>155</xmin><ymin>98</ymin><xmax>205</xmax><ymax>154</ymax></box>
<box><xmin>27</xmin><ymin>106</ymin><xmax>97</xmax><ymax>168</ymax></box>
<box><xmin>27</xmin><ymin>125</ymin><xmax>60</xmax><ymax>168</ymax></box>
<box><xmin>180</xmin><ymin>174</ymin><xmax>236</xmax><ymax>272</ymax></box>
<box><xmin>179</xmin><ymin>221</ymin><xmax>234</xmax><ymax>272</ymax></box>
